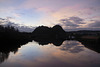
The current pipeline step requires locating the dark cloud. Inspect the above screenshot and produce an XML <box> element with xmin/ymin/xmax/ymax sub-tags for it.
<box><xmin>0</xmin><ymin>17</ymin><xmax>19</xmax><ymax>26</ymax></box>
<box><xmin>0</xmin><ymin>18</ymin><xmax>6</xmax><ymax>25</ymax></box>
<box><xmin>60</xmin><ymin>19</ymin><xmax>79</xmax><ymax>27</ymax></box>
<box><xmin>0</xmin><ymin>17</ymin><xmax>35</xmax><ymax>32</ymax></box>
<box><xmin>59</xmin><ymin>16</ymin><xmax>100</xmax><ymax>31</ymax></box>
<box><xmin>0</xmin><ymin>18</ymin><xmax>5</xmax><ymax>20</ymax></box>
<box><xmin>89</xmin><ymin>21</ymin><xmax>100</xmax><ymax>28</ymax></box>
<box><xmin>59</xmin><ymin>16</ymin><xmax>84</xmax><ymax>29</ymax></box>
<box><xmin>18</xmin><ymin>26</ymin><xmax>35</xmax><ymax>32</ymax></box>
<box><xmin>69</xmin><ymin>16</ymin><xmax>84</xmax><ymax>24</ymax></box>
<box><xmin>5</xmin><ymin>22</ymin><xmax>19</xmax><ymax>27</ymax></box>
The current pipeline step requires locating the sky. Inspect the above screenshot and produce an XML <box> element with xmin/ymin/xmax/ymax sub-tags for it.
<box><xmin>0</xmin><ymin>0</ymin><xmax>100</xmax><ymax>31</ymax></box>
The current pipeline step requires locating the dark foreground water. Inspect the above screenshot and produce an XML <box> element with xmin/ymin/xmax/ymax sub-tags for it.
<box><xmin>0</xmin><ymin>40</ymin><xmax>100</xmax><ymax>67</ymax></box>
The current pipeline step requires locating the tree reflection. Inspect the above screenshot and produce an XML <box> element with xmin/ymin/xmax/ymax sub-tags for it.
<box><xmin>78</xmin><ymin>39</ymin><xmax>100</xmax><ymax>53</ymax></box>
<box><xmin>0</xmin><ymin>39</ymin><xmax>32</xmax><ymax>64</ymax></box>
<box><xmin>0</xmin><ymin>52</ymin><xmax>9</xmax><ymax>64</ymax></box>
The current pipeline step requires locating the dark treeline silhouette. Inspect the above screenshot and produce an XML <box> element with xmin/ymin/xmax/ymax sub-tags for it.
<box><xmin>0</xmin><ymin>25</ymin><xmax>33</xmax><ymax>42</ymax></box>
<box><xmin>0</xmin><ymin>25</ymin><xmax>32</xmax><ymax>64</ymax></box>
<box><xmin>0</xmin><ymin>24</ymin><xmax>100</xmax><ymax>64</ymax></box>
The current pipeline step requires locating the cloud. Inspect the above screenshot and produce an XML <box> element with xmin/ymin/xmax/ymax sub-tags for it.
<box><xmin>18</xmin><ymin>26</ymin><xmax>35</xmax><ymax>32</ymax></box>
<box><xmin>0</xmin><ymin>18</ymin><xmax>5</xmax><ymax>20</ymax></box>
<box><xmin>58</xmin><ymin>16</ymin><xmax>100</xmax><ymax>31</ymax></box>
<box><xmin>0</xmin><ymin>17</ymin><xmax>35</xmax><ymax>32</ymax></box>
<box><xmin>0</xmin><ymin>17</ymin><xmax>22</xmax><ymax>27</ymax></box>
<box><xmin>89</xmin><ymin>20</ymin><xmax>100</xmax><ymax>28</ymax></box>
<box><xmin>59</xmin><ymin>16</ymin><xmax>85</xmax><ymax>29</ymax></box>
<box><xmin>51</xmin><ymin>4</ymin><xmax>100</xmax><ymax>22</ymax></box>
<box><xmin>60</xmin><ymin>19</ymin><xmax>79</xmax><ymax>28</ymax></box>
<box><xmin>69</xmin><ymin>17</ymin><xmax>84</xmax><ymax>24</ymax></box>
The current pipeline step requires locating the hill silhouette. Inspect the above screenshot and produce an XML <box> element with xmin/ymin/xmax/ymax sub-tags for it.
<box><xmin>32</xmin><ymin>25</ymin><xmax>66</xmax><ymax>39</ymax></box>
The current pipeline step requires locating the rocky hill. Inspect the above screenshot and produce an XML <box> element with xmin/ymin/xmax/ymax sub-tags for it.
<box><xmin>32</xmin><ymin>25</ymin><xmax>66</xmax><ymax>39</ymax></box>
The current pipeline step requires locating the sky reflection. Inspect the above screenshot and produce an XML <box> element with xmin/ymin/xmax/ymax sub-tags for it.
<box><xmin>0</xmin><ymin>40</ymin><xmax>100</xmax><ymax>67</ymax></box>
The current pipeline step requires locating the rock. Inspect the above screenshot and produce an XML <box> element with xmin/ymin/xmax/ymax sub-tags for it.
<box><xmin>32</xmin><ymin>25</ymin><xmax>66</xmax><ymax>39</ymax></box>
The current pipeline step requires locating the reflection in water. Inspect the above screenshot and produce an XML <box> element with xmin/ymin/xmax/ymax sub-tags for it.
<box><xmin>78</xmin><ymin>39</ymin><xmax>100</xmax><ymax>53</ymax></box>
<box><xmin>0</xmin><ymin>39</ymin><xmax>100</xmax><ymax>67</ymax></box>
<box><xmin>0</xmin><ymin>39</ymin><xmax>31</xmax><ymax>64</ymax></box>
<box><xmin>60</xmin><ymin>41</ymin><xmax>84</xmax><ymax>53</ymax></box>
<box><xmin>34</xmin><ymin>38</ymin><xmax>65</xmax><ymax>46</ymax></box>
<box><xmin>0</xmin><ymin>52</ymin><xmax>9</xmax><ymax>64</ymax></box>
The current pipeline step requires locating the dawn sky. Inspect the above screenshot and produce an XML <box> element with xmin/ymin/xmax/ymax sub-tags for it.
<box><xmin>0</xmin><ymin>0</ymin><xmax>100</xmax><ymax>30</ymax></box>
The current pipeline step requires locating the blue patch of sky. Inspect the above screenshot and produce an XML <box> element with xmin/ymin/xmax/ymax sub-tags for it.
<box><xmin>14</xmin><ymin>8</ymin><xmax>45</xmax><ymax>26</ymax></box>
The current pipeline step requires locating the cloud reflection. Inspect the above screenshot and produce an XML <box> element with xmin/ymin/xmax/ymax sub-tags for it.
<box><xmin>60</xmin><ymin>40</ymin><xmax>84</xmax><ymax>53</ymax></box>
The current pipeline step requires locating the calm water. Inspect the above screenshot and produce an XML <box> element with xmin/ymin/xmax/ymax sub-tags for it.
<box><xmin>0</xmin><ymin>40</ymin><xmax>100</xmax><ymax>67</ymax></box>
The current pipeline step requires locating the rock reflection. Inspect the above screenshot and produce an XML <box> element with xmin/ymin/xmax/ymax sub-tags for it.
<box><xmin>34</xmin><ymin>38</ymin><xmax>65</xmax><ymax>46</ymax></box>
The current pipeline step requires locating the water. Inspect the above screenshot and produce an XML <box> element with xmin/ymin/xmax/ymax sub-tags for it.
<box><xmin>0</xmin><ymin>40</ymin><xmax>100</xmax><ymax>67</ymax></box>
